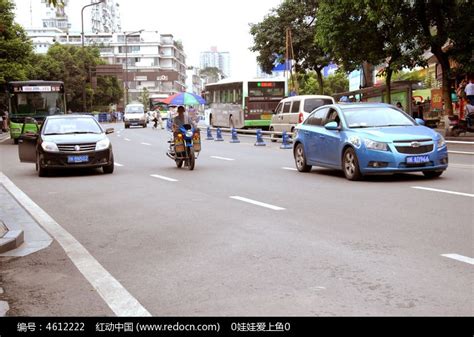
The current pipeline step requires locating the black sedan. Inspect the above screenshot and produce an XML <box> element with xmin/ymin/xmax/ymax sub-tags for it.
<box><xmin>18</xmin><ymin>115</ymin><xmax>114</xmax><ymax>177</ymax></box>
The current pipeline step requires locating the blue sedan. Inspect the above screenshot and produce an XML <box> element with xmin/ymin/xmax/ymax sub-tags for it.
<box><xmin>293</xmin><ymin>103</ymin><xmax>448</xmax><ymax>180</ymax></box>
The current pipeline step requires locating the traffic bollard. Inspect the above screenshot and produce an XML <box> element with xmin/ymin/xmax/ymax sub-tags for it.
<box><xmin>206</xmin><ymin>126</ymin><xmax>214</xmax><ymax>140</ymax></box>
<box><xmin>229</xmin><ymin>128</ymin><xmax>240</xmax><ymax>143</ymax></box>
<box><xmin>280</xmin><ymin>131</ymin><xmax>292</xmax><ymax>149</ymax></box>
<box><xmin>254</xmin><ymin>129</ymin><xmax>266</xmax><ymax>146</ymax></box>
<box><xmin>215</xmin><ymin>127</ymin><xmax>224</xmax><ymax>141</ymax></box>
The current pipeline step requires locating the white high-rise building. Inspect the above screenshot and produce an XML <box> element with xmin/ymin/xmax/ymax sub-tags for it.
<box><xmin>91</xmin><ymin>0</ymin><xmax>122</xmax><ymax>34</ymax></box>
<box><xmin>200</xmin><ymin>47</ymin><xmax>231</xmax><ymax>78</ymax></box>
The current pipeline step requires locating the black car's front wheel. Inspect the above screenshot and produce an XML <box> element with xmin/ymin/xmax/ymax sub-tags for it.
<box><xmin>294</xmin><ymin>143</ymin><xmax>311</xmax><ymax>172</ymax></box>
<box><xmin>343</xmin><ymin>147</ymin><xmax>362</xmax><ymax>181</ymax></box>
<box><xmin>103</xmin><ymin>154</ymin><xmax>114</xmax><ymax>174</ymax></box>
<box><xmin>37</xmin><ymin>155</ymin><xmax>48</xmax><ymax>177</ymax></box>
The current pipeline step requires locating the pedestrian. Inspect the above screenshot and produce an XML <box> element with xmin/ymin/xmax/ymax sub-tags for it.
<box><xmin>396</xmin><ymin>101</ymin><xmax>403</xmax><ymax>111</ymax></box>
<box><xmin>465</xmin><ymin>78</ymin><xmax>474</xmax><ymax>105</ymax></box>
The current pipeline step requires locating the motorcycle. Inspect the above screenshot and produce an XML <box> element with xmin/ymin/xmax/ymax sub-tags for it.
<box><xmin>166</xmin><ymin>124</ymin><xmax>201</xmax><ymax>170</ymax></box>
<box><xmin>447</xmin><ymin>111</ymin><xmax>474</xmax><ymax>137</ymax></box>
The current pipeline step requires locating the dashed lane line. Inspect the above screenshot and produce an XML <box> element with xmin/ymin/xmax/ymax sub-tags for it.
<box><xmin>411</xmin><ymin>186</ymin><xmax>474</xmax><ymax>198</ymax></box>
<box><xmin>141</xmin><ymin>142</ymin><xmax>151</xmax><ymax>146</ymax></box>
<box><xmin>114</xmin><ymin>162</ymin><xmax>124</xmax><ymax>167</ymax></box>
<box><xmin>441</xmin><ymin>254</ymin><xmax>474</xmax><ymax>265</ymax></box>
<box><xmin>124</xmin><ymin>138</ymin><xmax>131</xmax><ymax>141</ymax></box>
<box><xmin>150</xmin><ymin>174</ymin><xmax>178</xmax><ymax>182</ymax></box>
<box><xmin>448</xmin><ymin>150</ymin><xmax>474</xmax><ymax>155</ymax></box>
<box><xmin>0</xmin><ymin>172</ymin><xmax>151</xmax><ymax>316</ymax></box>
<box><xmin>210</xmin><ymin>156</ymin><xmax>235</xmax><ymax>161</ymax></box>
<box><xmin>282</xmin><ymin>167</ymin><xmax>297</xmax><ymax>171</ymax></box>
<box><xmin>230</xmin><ymin>196</ymin><xmax>285</xmax><ymax>211</ymax></box>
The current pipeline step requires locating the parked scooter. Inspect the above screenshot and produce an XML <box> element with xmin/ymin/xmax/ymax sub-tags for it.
<box><xmin>166</xmin><ymin>124</ymin><xmax>201</xmax><ymax>170</ymax></box>
<box><xmin>447</xmin><ymin>110</ymin><xmax>474</xmax><ymax>137</ymax></box>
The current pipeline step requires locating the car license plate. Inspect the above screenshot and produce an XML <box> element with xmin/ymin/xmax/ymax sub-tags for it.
<box><xmin>68</xmin><ymin>155</ymin><xmax>89</xmax><ymax>163</ymax></box>
<box><xmin>406</xmin><ymin>155</ymin><xmax>429</xmax><ymax>164</ymax></box>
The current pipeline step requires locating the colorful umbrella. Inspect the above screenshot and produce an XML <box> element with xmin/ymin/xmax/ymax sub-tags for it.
<box><xmin>163</xmin><ymin>92</ymin><xmax>206</xmax><ymax>106</ymax></box>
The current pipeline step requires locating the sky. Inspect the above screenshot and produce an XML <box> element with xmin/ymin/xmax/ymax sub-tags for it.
<box><xmin>14</xmin><ymin>0</ymin><xmax>283</xmax><ymax>78</ymax></box>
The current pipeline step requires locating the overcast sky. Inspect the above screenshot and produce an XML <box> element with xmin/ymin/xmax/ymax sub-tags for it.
<box><xmin>14</xmin><ymin>0</ymin><xmax>282</xmax><ymax>78</ymax></box>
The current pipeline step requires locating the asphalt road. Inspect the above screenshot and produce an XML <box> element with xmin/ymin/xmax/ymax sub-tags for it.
<box><xmin>0</xmin><ymin>124</ymin><xmax>473</xmax><ymax>316</ymax></box>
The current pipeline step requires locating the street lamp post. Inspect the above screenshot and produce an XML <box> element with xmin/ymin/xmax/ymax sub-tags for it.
<box><xmin>124</xmin><ymin>30</ymin><xmax>144</xmax><ymax>105</ymax></box>
<box><xmin>81</xmin><ymin>0</ymin><xmax>104</xmax><ymax>112</ymax></box>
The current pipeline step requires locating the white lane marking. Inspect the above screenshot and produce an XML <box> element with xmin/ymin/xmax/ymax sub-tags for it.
<box><xmin>448</xmin><ymin>150</ymin><xmax>474</xmax><ymax>155</ymax></box>
<box><xmin>411</xmin><ymin>186</ymin><xmax>474</xmax><ymax>198</ymax></box>
<box><xmin>441</xmin><ymin>254</ymin><xmax>474</xmax><ymax>265</ymax></box>
<box><xmin>124</xmin><ymin>138</ymin><xmax>131</xmax><ymax>141</ymax></box>
<box><xmin>446</xmin><ymin>140</ymin><xmax>474</xmax><ymax>144</ymax></box>
<box><xmin>0</xmin><ymin>172</ymin><xmax>150</xmax><ymax>316</ymax></box>
<box><xmin>210</xmin><ymin>156</ymin><xmax>235</xmax><ymax>161</ymax></box>
<box><xmin>141</xmin><ymin>142</ymin><xmax>151</xmax><ymax>146</ymax></box>
<box><xmin>282</xmin><ymin>167</ymin><xmax>297</xmax><ymax>171</ymax></box>
<box><xmin>114</xmin><ymin>162</ymin><xmax>124</xmax><ymax>167</ymax></box>
<box><xmin>449</xmin><ymin>163</ymin><xmax>474</xmax><ymax>169</ymax></box>
<box><xmin>230</xmin><ymin>196</ymin><xmax>285</xmax><ymax>211</ymax></box>
<box><xmin>150</xmin><ymin>174</ymin><xmax>178</xmax><ymax>182</ymax></box>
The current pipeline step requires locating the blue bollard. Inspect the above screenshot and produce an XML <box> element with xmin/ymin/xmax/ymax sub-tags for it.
<box><xmin>229</xmin><ymin>128</ymin><xmax>240</xmax><ymax>143</ymax></box>
<box><xmin>280</xmin><ymin>131</ymin><xmax>292</xmax><ymax>149</ymax></box>
<box><xmin>206</xmin><ymin>127</ymin><xmax>214</xmax><ymax>140</ymax></box>
<box><xmin>215</xmin><ymin>127</ymin><xmax>224</xmax><ymax>141</ymax></box>
<box><xmin>254</xmin><ymin>129</ymin><xmax>266</xmax><ymax>146</ymax></box>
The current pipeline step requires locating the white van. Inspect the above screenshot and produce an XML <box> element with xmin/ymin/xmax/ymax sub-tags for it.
<box><xmin>269</xmin><ymin>95</ymin><xmax>335</xmax><ymax>139</ymax></box>
<box><xmin>123</xmin><ymin>103</ymin><xmax>147</xmax><ymax>128</ymax></box>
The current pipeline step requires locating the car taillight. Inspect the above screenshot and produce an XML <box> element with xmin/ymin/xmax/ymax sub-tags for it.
<box><xmin>298</xmin><ymin>112</ymin><xmax>304</xmax><ymax>123</ymax></box>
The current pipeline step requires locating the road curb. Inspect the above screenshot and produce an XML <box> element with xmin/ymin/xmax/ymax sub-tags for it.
<box><xmin>0</xmin><ymin>220</ymin><xmax>24</xmax><ymax>254</ymax></box>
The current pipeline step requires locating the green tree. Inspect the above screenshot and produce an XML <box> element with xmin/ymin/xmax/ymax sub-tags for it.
<box><xmin>316</xmin><ymin>0</ymin><xmax>425</xmax><ymax>104</ymax></box>
<box><xmin>410</xmin><ymin>1</ymin><xmax>474</xmax><ymax>116</ymax></box>
<box><xmin>199</xmin><ymin>67</ymin><xmax>223</xmax><ymax>84</ymax></box>
<box><xmin>250</xmin><ymin>0</ymin><xmax>331</xmax><ymax>94</ymax></box>
<box><xmin>138</xmin><ymin>87</ymin><xmax>150</xmax><ymax>109</ymax></box>
<box><xmin>28</xmin><ymin>44</ymin><xmax>112</xmax><ymax>111</ymax></box>
<box><xmin>298</xmin><ymin>71</ymin><xmax>348</xmax><ymax>96</ymax></box>
<box><xmin>93</xmin><ymin>76</ymin><xmax>123</xmax><ymax>111</ymax></box>
<box><xmin>0</xmin><ymin>0</ymin><xmax>35</xmax><ymax>85</ymax></box>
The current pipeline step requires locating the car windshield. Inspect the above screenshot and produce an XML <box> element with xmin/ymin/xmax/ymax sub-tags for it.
<box><xmin>43</xmin><ymin>117</ymin><xmax>102</xmax><ymax>135</ymax></box>
<box><xmin>344</xmin><ymin>107</ymin><xmax>415</xmax><ymax>128</ymax></box>
<box><xmin>125</xmin><ymin>105</ymin><xmax>144</xmax><ymax>113</ymax></box>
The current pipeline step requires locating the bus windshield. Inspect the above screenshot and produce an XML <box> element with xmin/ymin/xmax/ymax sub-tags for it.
<box><xmin>10</xmin><ymin>92</ymin><xmax>66</xmax><ymax>116</ymax></box>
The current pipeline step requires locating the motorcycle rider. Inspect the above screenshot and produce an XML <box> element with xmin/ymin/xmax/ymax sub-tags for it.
<box><xmin>169</xmin><ymin>105</ymin><xmax>195</xmax><ymax>155</ymax></box>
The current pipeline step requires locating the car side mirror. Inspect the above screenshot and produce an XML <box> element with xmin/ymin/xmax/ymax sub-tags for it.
<box><xmin>415</xmin><ymin>118</ymin><xmax>425</xmax><ymax>126</ymax></box>
<box><xmin>324</xmin><ymin>121</ymin><xmax>340</xmax><ymax>130</ymax></box>
<box><xmin>105</xmin><ymin>128</ymin><xmax>114</xmax><ymax>134</ymax></box>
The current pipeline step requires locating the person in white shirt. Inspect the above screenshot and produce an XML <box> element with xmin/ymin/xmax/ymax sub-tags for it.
<box><xmin>465</xmin><ymin>79</ymin><xmax>474</xmax><ymax>105</ymax></box>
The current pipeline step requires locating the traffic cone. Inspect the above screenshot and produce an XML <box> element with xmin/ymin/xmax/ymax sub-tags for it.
<box><xmin>206</xmin><ymin>127</ymin><xmax>214</xmax><ymax>140</ymax></box>
<box><xmin>215</xmin><ymin>128</ymin><xmax>224</xmax><ymax>141</ymax></box>
<box><xmin>280</xmin><ymin>131</ymin><xmax>292</xmax><ymax>149</ymax></box>
<box><xmin>254</xmin><ymin>129</ymin><xmax>266</xmax><ymax>146</ymax></box>
<box><xmin>229</xmin><ymin>128</ymin><xmax>240</xmax><ymax>143</ymax></box>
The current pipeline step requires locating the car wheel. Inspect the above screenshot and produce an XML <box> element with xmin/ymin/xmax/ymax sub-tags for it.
<box><xmin>343</xmin><ymin>147</ymin><xmax>362</xmax><ymax>181</ymax></box>
<box><xmin>37</xmin><ymin>155</ymin><xmax>48</xmax><ymax>177</ymax></box>
<box><xmin>294</xmin><ymin>143</ymin><xmax>311</xmax><ymax>172</ymax></box>
<box><xmin>103</xmin><ymin>154</ymin><xmax>114</xmax><ymax>174</ymax></box>
<box><xmin>14</xmin><ymin>138</ymin><xmax>19</xmax><ymax>144</ymax></box>
<box><xmin>423</xmin><ymin>170</ymin><xmax>443</xmax><ymax>178</ymax></box>
<box><xmin>269</xmin><ymin>127</ymin><xmax>277</xmax><ymax>142</ymax></box>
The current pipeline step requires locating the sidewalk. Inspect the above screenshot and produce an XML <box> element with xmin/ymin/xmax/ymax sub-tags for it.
<box><xmin>435</xmin><ymin>128</ymin><xmax>474</xmax><ymax>141</ymax></box>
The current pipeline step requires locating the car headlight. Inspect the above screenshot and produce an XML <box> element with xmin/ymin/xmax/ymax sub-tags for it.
<box><xmin>349</xmin><ymin>136</ymin><xmax>361</xmax><ymax>148</ymax></box>
<box><xmin>364</xmin><ymin>139</ymin><xmax>388</xmax><ymax>151</ymax></box>
<box><xmin>41</xmin><ymin>141</ymin><xmax>59</xmax><ymax>152</ymax></box>
<box><xmin>185</xmin><ymin>130</ymin><xmax>193</xmax><ymax>138</ymax></box>
<box><xmin>95</xmin><ymin>138</ymin><xmax>110</xmax><ymax>151</ymax></box>
<box><xmin>437</xmin><ymin>136</ymin><xmax>446</xmax><ymax>149</ymax></box>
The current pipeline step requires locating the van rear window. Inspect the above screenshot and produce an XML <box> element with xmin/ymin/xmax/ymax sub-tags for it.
<box><xmin>304</xmin><ymin>99</ymin><xmax>333</xmax><ymax>112</ymax></box>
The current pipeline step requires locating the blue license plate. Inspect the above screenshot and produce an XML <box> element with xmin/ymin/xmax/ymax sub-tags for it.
<box><xmin>68</xmin><ymin>155</ymin><xmax>89</xmax><ymax>163</ymax></box>
<box><xmin>406</xmin><ymin>155</ymin><xmax>429</xmax><ymax>164</ymax></box>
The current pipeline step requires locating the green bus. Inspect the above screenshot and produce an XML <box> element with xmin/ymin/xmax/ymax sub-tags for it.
<box><xmin>7</xmin><ymin>80</ymin><xmax>67</xmax><ymax>143</ymax></box>
<box><xmin>203</xmin><ymin>78</ymin><xmax>288</xmax><ymax>129</ymax></box>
